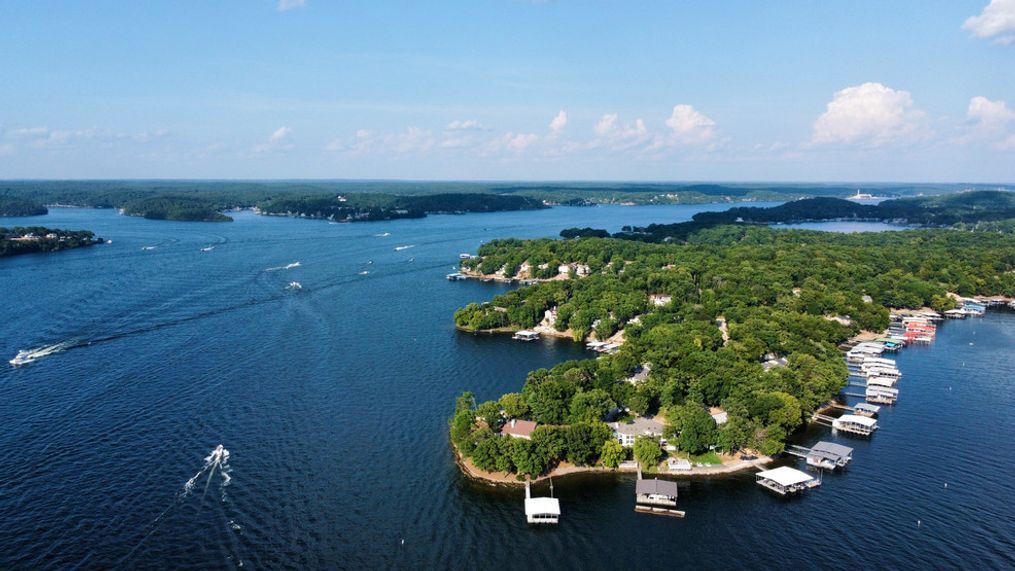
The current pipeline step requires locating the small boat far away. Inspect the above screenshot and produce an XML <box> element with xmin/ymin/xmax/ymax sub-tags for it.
<box><xmin>287</xmin><ymin>281</ymin><xmax>302</xmax><ymax>290</ymax></box>
<box><xmin>394</xmin><ymin>245</ymin><xmax>415</xmax><ymax>251</ymax></box>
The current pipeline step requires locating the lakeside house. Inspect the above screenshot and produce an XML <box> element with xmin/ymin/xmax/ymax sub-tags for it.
<box><xmin>709</xmin><ymin>407</ymin><xmax>728</xmax><ymax>425</ymax></box>
<box><xmin>610</xmin><ymin>417</ymin><xmax>664</xmax><ymax>447</ymax></box>
<box><xmin>622</xmin><ymin>363</ymin><xmax>652</xmax><ymax>385</ymax></box>
<box><xmin>649</xmin><ymin>293</ymin><xmax>672</xmax><ymax>307</ymax></box>
<box><xmin>502</xmin><ymin>419</ymin><xmax>538</xmax><ymax>440</ymax></box>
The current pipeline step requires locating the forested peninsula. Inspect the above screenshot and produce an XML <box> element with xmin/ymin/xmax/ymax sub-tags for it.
<box><xmin>606</xmin><ymin>191</ymin><xmax>1015</xmax><ymax>242</ymax></box>
<box><xmin>1</xmin><ymin>227</ymin><xmax>103</xmax><ymax>257</ymax></box>
<box><xmin>449</xmin><ymin>220</ymin><xmax>1015</xmax><ymax>481</ymax></box>
<box><xmin>0</xmin><ymin>183</ymin><xmax>547</xmax><ymax>223</ymax></box>
<box><xmin>0</xmin><ymin>197</ymin><xmax>48</xmax><ymax>217</ymax></box>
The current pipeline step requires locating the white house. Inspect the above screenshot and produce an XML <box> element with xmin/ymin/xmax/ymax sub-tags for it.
<box><xmin>610</xmin><ymin>417</ymin><xmax>663</xmax><ymax>447</ymax></box>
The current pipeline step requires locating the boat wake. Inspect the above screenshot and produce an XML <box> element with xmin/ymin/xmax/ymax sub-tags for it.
<box><xmin>120</xmin><ymin>445</ymin><xmax>235</xmax><ymax>565</ymax></box>
<box><xmin>183</xmin><ymin>444</ymin><xmax>232</xmax><ymax>501</ymax></box>
<box><xmin>375</xmin><ymin>232</ymin><xmax>391</xmax><ymax>237</ymax></box>
<box><xmin>265</xmin><ymin>261</ymin><xmax>301</xmax><ymax>271</ymax></box>
<box><xmin>394</xmin><ymin>245</ymin><xmax>415</xmax><ymax>251</ymax></box>
<box><xmin>9</xmin><ymin>341</ymin><xmax>76</xmax><ymax>367</ymax></box>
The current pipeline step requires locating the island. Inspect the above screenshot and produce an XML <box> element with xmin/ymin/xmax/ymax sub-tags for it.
<box><xmin>1</xmin><ymin>226</ymin><xmax>103</xmax><ymax>257</ymax></box>
<box><xmin>449</xmin><ymin>215</ymin><xmax>1015</xmax><ymax>483</ymax></box>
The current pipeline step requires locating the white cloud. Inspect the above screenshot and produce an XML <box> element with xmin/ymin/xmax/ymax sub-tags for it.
<box><xmin>277</xmin><ymin>0</ymin><xmax>306</xmax><ymax>12</ymax></box>
<box><xmin>594</xmin><ymin>113</ymin><xmax>618</xmax><ymax>136</ymax></box>
<box><xmin>326</xmin><ymin>127</ymin><xmax>434</xmax><ymax>155</ymax></box>
<box><xmin>483</xmin><ymin>132</ymin><xmax>539</xmax><ymax>155</ymax></box>
<box><xmin>964</xmin><ymin>96</ymin><xmax>1015</xmax><ymax>149</ymax></box>
<box><xmin>7</xmin><ymin>126</ymin><xmax>49</xmax><ymax>138</ymax></box>
<box><xmin>963</xmin><ymin>0</ymin><xmax>1015</xmax><ymax>45</ymax></box>
<box><xmin>548</xmin><ymin>110</ymin><xmax>567</xmax><ymax>134</ymax></box>
<box><xmin>968</xmin><ymin>95</ymin><xmax>1015</xmax><ymax>126</ymax></box>
<box><xmin>445</xmin><ymin>119</ymin><xmax>485</xmax><ymax>131</ymax></box>
<box><xmin>269</xmin><ymin>126</ymin><xmax>292</xmax><ymax>142</ymax></box>
<box><xmin>663</xmin><ymin>104</ymin><xmax>717</xmax><ymax>145</ymax></box>
<box><xmin>812</xmin><ymin>82</ymin><xmax>927</xmax><ymax>146</ymax></box>
<box><xmin>254</xmin><ymin>126</ymin><xmax>294</xmax><ymax>153</ymax></box>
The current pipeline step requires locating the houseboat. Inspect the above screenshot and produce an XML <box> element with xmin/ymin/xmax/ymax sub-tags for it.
<box><xmin>832</xmin><ymin>414</ymin><xmax>878</xmax><ymax>436</ymax></box>
<box><xmin>756</xmin><ymin>466</ymin><xmax>819</xmax><ymax>495</ymax></box>
<box><xmin>513</xmin><ymin>330</ymin><xmax>540</xmax><ymax>342</ymax></box>
<box><xmin>446</xmin><ymin>272</ymin><xmax>467</xmax><ymax>281</ymax></box>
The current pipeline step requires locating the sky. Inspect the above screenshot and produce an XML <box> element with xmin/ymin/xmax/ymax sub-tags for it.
<box><xmin>1</xmin><ymin>0</ymin><xmax>1014</xmax><ymax>182</ymax></box>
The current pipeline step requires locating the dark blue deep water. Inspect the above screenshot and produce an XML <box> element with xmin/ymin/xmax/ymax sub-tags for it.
<box><xmin>1</xmin><ymin>205</ymin><xmax>1013</xmax><ymax>569</ymax></box>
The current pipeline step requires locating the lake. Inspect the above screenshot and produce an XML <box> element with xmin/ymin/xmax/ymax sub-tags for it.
<box><xmin>1</xmin><ymin>205</ymin><xmax>1012</xmax><ymax>569</ymax></box>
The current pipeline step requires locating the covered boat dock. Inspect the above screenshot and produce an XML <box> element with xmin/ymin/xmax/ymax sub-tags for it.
<box><xmin>756</xmin><ymin>466</ymin><xmax>819</xmax><ymax>495</ymax></box>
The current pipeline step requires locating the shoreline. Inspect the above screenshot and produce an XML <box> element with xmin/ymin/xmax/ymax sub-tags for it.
<box><xmin>454</xmin><ymin>444</ymin><xmax>774</xmax><ymax>487</ymax></box>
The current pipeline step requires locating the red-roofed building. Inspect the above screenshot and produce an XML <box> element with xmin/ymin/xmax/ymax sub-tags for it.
<box><xmin>501</xmin><ymin>419</ymin><xmax>538</xmax><ymax>440</ymax></box>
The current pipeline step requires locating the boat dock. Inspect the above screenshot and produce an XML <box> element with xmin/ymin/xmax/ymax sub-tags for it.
<box><xmin>524</xmin><ymin>481</ymin><xmax>560</xmax><ymax>525</ymax></box>
<box><xmin>634</xmin><ymin>473</ymin><xmax>684</xmax><ymax>517</ymax></box>
<box><xmin>756</xmin><ymin>466</ymin><xmax>820</xmax><ymax>496</ymax></box>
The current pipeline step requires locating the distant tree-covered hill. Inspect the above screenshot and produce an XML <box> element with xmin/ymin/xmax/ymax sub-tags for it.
<box><xmin>0</xmin><ymin>196</ymin><xmax>48</xmax><ymax>217</ymax></box>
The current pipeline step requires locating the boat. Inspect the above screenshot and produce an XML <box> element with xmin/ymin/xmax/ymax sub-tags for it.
<box><xmin>459</xmin><ymin>253</ymin><xmax>474</xmax><ymax>260</ymax></box>
<box><xmin>394</xmin><ymin>245</ymin><xmax>415</xmax><ymax>251</ymax></box>
<box><xmin>9</xmin><ymin>344</ymin><xmax>67</xmax><ymax>367</ymax></box>
<box><xmin>9</xmin><ymin>350</ymin><xmax>35</xmax><ymax>367</ymax></box>
<box><xmin>513</xmin><ymin>330</ymin><xmax>540</xmax><ymax>341</ymax></box>
<box><xmin>287</xmin><ymin>281</ymin><xmax>302</xmax><ymax>290</ymax></box>
<box><xmin>358</xmin><ymin>271</ymin><xmax>369</xmax><ymax>276</ymax></box>
<box><xmin>201</xmin><ymin>246</ymin><xmax>215</xmax><ymax>252</ymax></box>
<box><xmin>142</xmin><ymin>246</ymin><xmax>156</xmax><ymax>251</ymax></box>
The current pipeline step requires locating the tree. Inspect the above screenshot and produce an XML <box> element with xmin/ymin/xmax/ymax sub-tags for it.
<box><xmin>600</xmin><ymin>438</ymin><xmax>625</xmax><ymax>468</ymax></box>
<box><xmin>476</xmin><ymin>400</ymin><xmax>502</xmax><ymax>429</ymax></box>
<box><xmin>528</xmin><ymin>379</ymin><xmax>576</xmax><ymax>424</ymax></box>
<box><xmin>715</xmin><ymin>415</ymin><xmax>757</xmax><ymax>453</ymax></box>
<box><xmin>569</xmin><ymin>388</ymin><xmax>615</xmax><ymax>423</ymax></box>
<box><xmin>564</xmin><ymin>422</ymin><xmax>612</xmax><ymax>466</ymax></box>
<box><xmin>499</xmin><ymin>392</ymin><xmax>530</xmax><ymax>418</ymax></box>
<box><xmin>633</xmin><ymin>436</ymin><xmax>664</xmax><ymax>469</ymax></box>
<box><xmin>669</xmin><ymin>403</ymin><xmax>717</xmax><ymax>455</ymax></box>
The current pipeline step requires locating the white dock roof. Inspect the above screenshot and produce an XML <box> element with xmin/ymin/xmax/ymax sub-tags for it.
<box><xmin>756</xmin><ymin>466</ymin><xmax>813</xmax><ymax>487</ymax></box>
<box><xmin>835</xmin><ymin>414</ymin><xmax>878</xmax><ymax>427</ymax></box>
<box><xmin>525</xmin><ymin>497</ymin><xmax>561</xmax><ymax>516</ymax></box>
<box><xmin>854</xmin><ymin>403</ymin><xmax>881</xmax><ymax>413</ymax></box>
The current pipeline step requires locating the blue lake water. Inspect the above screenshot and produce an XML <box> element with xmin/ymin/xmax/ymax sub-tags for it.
<box><xmin>773</xmin><ymin>221</ymin><xmax>909</xmax><ymax>233</ymax></box>
<box><xmin>1</xmin><ymin>205</ymin><xmax>1013</xmax><ymax>569</ymax></box>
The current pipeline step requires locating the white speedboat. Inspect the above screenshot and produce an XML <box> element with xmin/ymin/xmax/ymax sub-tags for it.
<box><xmin>201</xmin><ymin>246</ymin><xmax>215</xmax><ymax>252</ymax></box>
